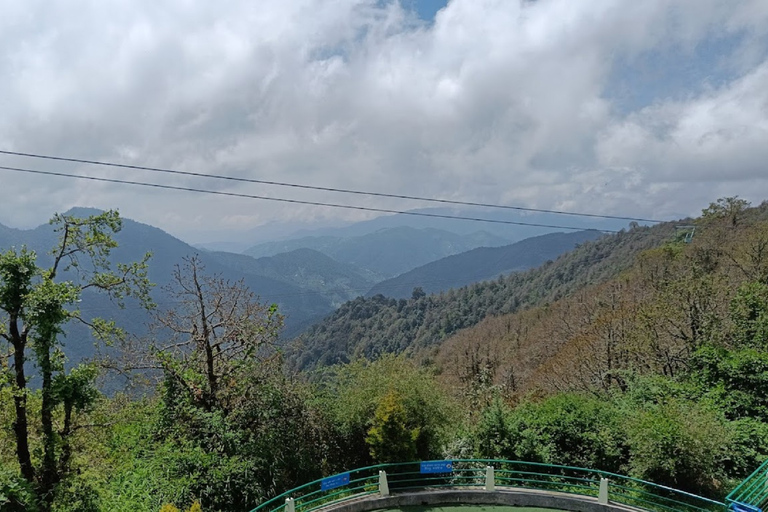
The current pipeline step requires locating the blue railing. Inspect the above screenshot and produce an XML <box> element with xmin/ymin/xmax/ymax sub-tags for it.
<box><xmin>247</xmin><ymin>459</ymin><xmax>727</xmax><ymax>512</ymax></box>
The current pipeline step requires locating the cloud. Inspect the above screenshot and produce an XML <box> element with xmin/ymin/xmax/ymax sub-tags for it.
<box><xmin>0</xmin><ymin>0</ymin><xmax>767</xmax><ymax>239</ymax></box>
<box><xmin>596</xmin><ymin>59</ymin><xmax>768</xmax><ymax>213</ymax></box>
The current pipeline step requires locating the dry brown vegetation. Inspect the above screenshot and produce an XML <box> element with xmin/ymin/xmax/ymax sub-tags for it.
<box><xmin>433</xmin><ymin>199</ymin><xmax>768</xmax><ymax>402</ymax></box>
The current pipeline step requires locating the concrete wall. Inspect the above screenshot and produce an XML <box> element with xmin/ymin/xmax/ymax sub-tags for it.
<box><xmin>315</xmin><ymin>488</ymin><xmax>646</xmax><ymax>512</ymax></box>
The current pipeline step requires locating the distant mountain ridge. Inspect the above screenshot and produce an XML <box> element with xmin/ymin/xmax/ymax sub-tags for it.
<box><xmin>192</xmin><ymin>206</ymin><xmax>637</xmax><ymax>251</ymax></box>
<box><xmin>367</xmin><ymin>230</ymin><xmax>604</xmax><ymax>299</ymax></box>
<box><xmin>244</xmin><ymin>226</ymin><xmax>512</xmax><ymax>277</ymax></box>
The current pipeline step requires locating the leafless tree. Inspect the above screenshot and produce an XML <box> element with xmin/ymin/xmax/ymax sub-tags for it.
<box><xmin>149</xmin><ymin>255</ymin><xmax>284</xmax><ymax>413</ymax></box>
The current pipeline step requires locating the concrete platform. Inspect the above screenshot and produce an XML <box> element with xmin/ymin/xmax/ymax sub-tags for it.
<box><xmin>312</xmin><ymin>488</ymin><xmax>646</xmax><ymax>512</ymax></box>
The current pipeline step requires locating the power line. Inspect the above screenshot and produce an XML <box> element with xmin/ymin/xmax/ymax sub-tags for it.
<box><xmin>0</xmin><ymin>164</ymin><xmax>620</xmax><ymax>232</ymax></box>
<box><xmin>0</xmin><ymin>149</ymin><xmax>663</xmax><ymax>223</ymax></box>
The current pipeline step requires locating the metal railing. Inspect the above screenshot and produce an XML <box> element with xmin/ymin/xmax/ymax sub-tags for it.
<box><xmin>726</xmin><ymin>458</ymin><xmax>768</xmax><ymax>512</ymax></box>
<box><xmin>247</xmin><ymin>459</ymin><xmax>727</xmax><ymax>512</ymax></box>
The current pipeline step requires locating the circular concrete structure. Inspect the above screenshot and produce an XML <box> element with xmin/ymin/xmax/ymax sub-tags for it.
<box><xmin>315</xmin><ymin>488</ymin><xmax>645</xmax><ymax>512</ymax></box>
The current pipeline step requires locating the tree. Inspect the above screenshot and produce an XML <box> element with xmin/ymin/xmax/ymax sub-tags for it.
<box><xmin>366</xmin><ymin>390</ymin><xmax>419</xmax><ymax>463</ymax></box>
<box><xmin>321</xmin><ymin>355</ymin><xmax>453</xmax><ymax>468</ymax></box>
<box><xmin>701</xmin><ymin>196</ymin><xmax>750</xmax><ymax>227</ymax></box>
<box><xmin>149</xmin><ymin>255</ymin><xmax>283</xmax><ymax>414</ymax></box>
<box><xmin>473</xmin><ymin>398</ymin><xmax>514</xmax><ymax>460</ymax></box>
<box><xmin>729</xmin><ymin>281</ymin><xmax>768</xmax><ymax>348</ymax></box>
<box><xmin>0</xmin><ymin>210</ymin><xmax>152</xmax><ymax>511</ymax></box>
<box><xmin>135</xmin><ymin>256</ymin><xmax>329</xmax><ymax>509</ymax></box>
<box><xmin>476</xmin><ymin>393</ymin><xmax>625</xmax><ymax>472</ymax></box>
<box><xmin>623</xmin><ymin>398</ymin><xmax>729</xmax><ymax>495</ymax></box>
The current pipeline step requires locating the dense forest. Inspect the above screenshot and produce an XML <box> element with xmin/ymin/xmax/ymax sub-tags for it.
<box><xmin>3</xmin><ymin>198</ymin><xmax>768</xmax><ymax>511</ymax></box>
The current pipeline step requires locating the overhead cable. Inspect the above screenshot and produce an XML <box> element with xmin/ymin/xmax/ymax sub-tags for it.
<box><xmin>0</xmin><ymin>164</ymin><xmax>620</xmax><ymax>233</ymax></box>
<box><xmin>0</xmin><ymin>149</ymin><xmax>663</xmax><ymax>223</ymax></box>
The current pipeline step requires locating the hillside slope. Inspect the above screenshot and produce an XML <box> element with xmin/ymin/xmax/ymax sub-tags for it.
<box><xmin>367</xmin><ymin>230</ymin><xmax>604</xmax><ymax>298</ymax></box>
<box><xmin>433</xmin><ymin>201</ymin><xmax>768</xmax><ymax>398</ymax></box>
<box><xmin>291</xmin><ymin>222</ymin><xmax>676</xmax><ymax>370</ymax></box>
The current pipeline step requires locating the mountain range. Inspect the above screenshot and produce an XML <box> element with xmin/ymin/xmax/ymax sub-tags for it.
<box><xmin>0</xmin><ymin>206</ymin><xmax>618</xmax><ymax>366</ymax></box>
<box><xmin>195</xmin><ymin>206</ymin><xmax>636</xmax><ymax>252</ymax></box>
<box><xmin>242</xmin><ymin>226</ymin><xmax>512</xmax><ymax>278</ymax></box>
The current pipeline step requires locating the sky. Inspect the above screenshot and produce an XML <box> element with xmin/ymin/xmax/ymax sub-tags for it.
<box><xmin>1</xmin><ymin>0</ymin><xmax>767</xmax><ymax>243</ymax></box>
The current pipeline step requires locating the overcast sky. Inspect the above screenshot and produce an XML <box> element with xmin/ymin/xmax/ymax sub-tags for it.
<box><xmin>1</xmin><ymin>0</ymin><xmax>767</xmax><ymax>243</ymax></box>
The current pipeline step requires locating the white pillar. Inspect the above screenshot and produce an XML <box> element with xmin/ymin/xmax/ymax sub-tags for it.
<box><xmin>285</xmin><ymin>498</ymin><xmax>296</xmax><ymax>512</ymax></box>
<box><xmin>379</xmin><ymin>470</ymin><xmax>390</xmax><ymax>497</ymax></box>
<box><xmin>598</xmin><ymin>478</ymin><xmax>609</xmax><ymax>505</ymax></box>
<box><xmin>485</xmin><ymin>466</ymin><xmax>495</xmax><ymax>491</ymax></box>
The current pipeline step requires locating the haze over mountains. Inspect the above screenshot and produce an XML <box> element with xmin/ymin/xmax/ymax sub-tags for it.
<box><xmin>195</xmin><ymin>207</ymin><xmax>632</xmax><ymax>253</ymax></box>
<box><xmin>243</xmin><ymin>227</ymin><xmax>511</xmax><ymax>278</ymax></box>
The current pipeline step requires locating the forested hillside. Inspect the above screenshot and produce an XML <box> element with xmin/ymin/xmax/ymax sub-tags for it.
<box><xmin>434</xmin><ymin>198</ymin><xmax>768</xmax><ymax>398</ymax></box>
<box><xmin>367</xmin><ymin>229</ymin><xmax>604</xmax><ymax>298</ymax></box>
<box><xmin>292</xmin><ymin>221</ymin><xmax>675</xmax><ymax>370</ymax></box>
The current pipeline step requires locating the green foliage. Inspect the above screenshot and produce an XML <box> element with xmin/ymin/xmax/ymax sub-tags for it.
<box><xmin>722</xmin><ymin>418</ymin><xmax>768</xmax><ymax>483</ymax></box>
<box><xmin>319</xmin><ymin>355</ymin><xmax>454</xmax><ymax>468</ymax></box>
<box><xmin>366</xmin><ymin>391</ymin><xmax>420</xmax><ymax>463</ymax></box>
<box><xmin>474</xmin><ymin>394</ymin><xmax>625</xmax><ymax>472</ymax></box>
<box><xmin>51</xmin><ymin>363</ymin><xmax>100</xmax><ymax>414</ymax></box>
<box><xmin>473</xmin><ymin>398</ymin><xmax>514</xmax><ymax>460</ymax></box>
<box><xmin>730</xmin><ymin>281</ymin><xmax>768</xmax><ymax>348</ymax></box>
<box><xmin>0</xmin><ymin>210</ymin><xmax>153</xmax><ymax>511</ymax></box>
<box><xmin>50</xmin><ymin>477</ymin><xmax>100</xmax><ymax>512</ymax></box>
<box><xmin>0</xmin><ymin>466</ymin><xmax>40</xmax><ymax>512</ymax></box>
<box><xmin>689</xmin><ymin>345</ymin><xmax>768</xmax><ymax>421</ymax></box>
<box><xmin>0</xmin><ymin>247</ymin><xmax>37</xmax><ymax>313</ymax></box>
<box><xmin>156</xmin><ymin>358</ymin><xmax>329</xmax><ymax>510</ymax></box>
<box><xmin>622</xmin><ymin>399</ymin><xmax>729</xmax><ymax>496</ymax></box>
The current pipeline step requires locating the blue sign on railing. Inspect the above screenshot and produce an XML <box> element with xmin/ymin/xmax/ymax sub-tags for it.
<box><xmin>420</xmin><ymin>460</ymin><xmax>453</xmax><ymax>474</ymax></box>
<box><xmin>321</xmin><ymin>472</ymin><xmax>350</xmax><ymax>491</ymax></box>
<box><xmin>730</xmin><ymin>503</ymin><xmax>762</xmax><ymax>512</ymax></box>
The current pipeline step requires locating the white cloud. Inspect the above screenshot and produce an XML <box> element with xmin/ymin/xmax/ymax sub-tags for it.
<box><xmin>597</xmin><ymin>61</ymin><xmax>768</xmax><ymax>184</ymax></box>
<box><xmin>0</xmin><ymin>0</ymin><xmax>767</xmax><ymax>239</ymax></box>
